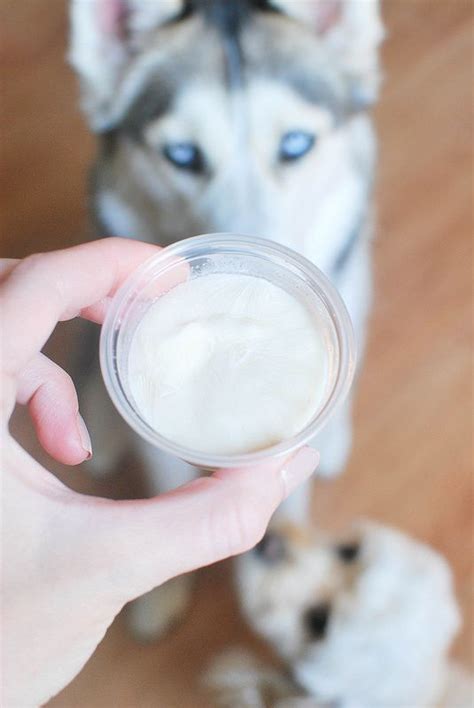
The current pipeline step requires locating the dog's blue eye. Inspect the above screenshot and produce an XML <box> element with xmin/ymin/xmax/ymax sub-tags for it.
<box><xmin>279</xmin><ymin>131</ymin><xmax>316</xmax><ymax>162</ymax></box>
<box><xmin>163</xmin><ymin>142</ymin><xmax>204</xmax><ymax>173</ymax></box>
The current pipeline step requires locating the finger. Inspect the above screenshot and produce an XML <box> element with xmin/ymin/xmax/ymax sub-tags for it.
<box><xmin>80</xmin><ymin>257</ymin><xmax>189</xmax><ymax>324</ymax></box>
<box><xmin>80</xmin><ymin>296</ymin><xmax>113</xmax><ymax>325</ymax></box>
<box><xmin>0</xmin><ymin>259</ymin><xmax>19</xmax><ymax>282</ymax></box>
<box><xmin>16</xmin><ymin>353</ymin><xmax>92</xmax><ymax>465</ymax></box>
<box><xmin>0</xmin><ymin>238</ymin><xmax>160</xmax><ymax>377</ymax></box>
<box><xmin>95</xmin><ymin>447</ymin><xmax>320</xmax><ymax>601</ymax></box>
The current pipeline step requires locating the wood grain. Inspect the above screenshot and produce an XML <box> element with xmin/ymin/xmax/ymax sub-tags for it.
<box><xmin>1</xmin><ymin>1</ymin><xmax>472</xmax><ymax>706</ymax></box>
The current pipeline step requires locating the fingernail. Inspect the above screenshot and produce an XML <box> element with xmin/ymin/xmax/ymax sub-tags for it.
<box><xmin>280</xmin><ymin>446</ymin><xmax>319</xmax><ymax>498</ymax></box>
<box><xmin>76</xmin><ymin>413</ymin><xmax>92</xmax><ymax>460</ymax></box>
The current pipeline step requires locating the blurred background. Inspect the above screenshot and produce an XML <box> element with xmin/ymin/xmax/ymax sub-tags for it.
<box><xmin>1</xmin><ymin>1</ymin><xmax>472</xmax><ymax>706</ymax></box>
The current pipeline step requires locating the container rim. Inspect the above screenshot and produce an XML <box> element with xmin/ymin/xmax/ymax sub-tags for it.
<box><xmin>100</xmin><ymin>233</ymin><xmax>356</xmax><ymax>468</ymax></box>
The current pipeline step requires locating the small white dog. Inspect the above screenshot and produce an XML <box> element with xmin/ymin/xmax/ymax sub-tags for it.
<box><xmin>206</xmin><ymin>521</ymin><xmax>473</xmax><ymax>707</ymax></box>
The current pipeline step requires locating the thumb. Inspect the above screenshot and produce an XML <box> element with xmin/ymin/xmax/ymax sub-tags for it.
<box><xmin>95</xmin><ymin>446</ymin><xmax>319</xmax><ymax>602</ymax></box>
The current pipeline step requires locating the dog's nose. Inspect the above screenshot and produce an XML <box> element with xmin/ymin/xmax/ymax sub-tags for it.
<box><xmin>254</xmin><ymin>531</ymin><xmax>286</xmax><ymax>563</ymax></box>
<box><xmin>335</xmin><ymin>541</ymin><xmax>360</xmax><ymax>563</ymax></box>
<box><xmin>303</xmin><ymin>602</ymin><xmax>331</xmax><ymax>640</ymax></box>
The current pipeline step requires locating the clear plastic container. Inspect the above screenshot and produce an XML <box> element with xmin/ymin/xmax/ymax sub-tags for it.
<box><xmin>100</xmin><ymin>234</ymin><xmax>356</xmax><ymax>469</ymax></box>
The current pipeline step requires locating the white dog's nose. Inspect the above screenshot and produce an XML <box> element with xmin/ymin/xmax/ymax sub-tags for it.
<box><xmin>335</xmin><ymin>541</ymin><xmax>360</xmax><ymax>563</ymax></box>
<box><xmin>303</xmin><ymin>603</ymin><xmax>331</xmax><ymax>640</ymax></box>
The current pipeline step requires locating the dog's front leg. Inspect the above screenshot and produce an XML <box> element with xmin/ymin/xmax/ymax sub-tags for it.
<box><xmin>311</xmin><ymin>400</ymin><xmax>353</xmax><ymax>479</ymax></box>
<box><xmin>274</xmin><ymin>400</ymin><xmax>352</xmax><ymax>524</ymax></box>
<box><xmin>126</xmin><ymin>444</ymin><xmax>197</xmax><ymax>641</ymax></box>
<box><xmin>311</xmin><ymin>216</ymin><xmax>373</xmax><ymax>480</ymax></box>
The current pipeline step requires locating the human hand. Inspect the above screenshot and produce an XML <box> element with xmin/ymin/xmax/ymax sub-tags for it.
<box><xmin>0</xmin><ymin>238</ymin><xmax>319</xmax><ymax>707</ymax></box>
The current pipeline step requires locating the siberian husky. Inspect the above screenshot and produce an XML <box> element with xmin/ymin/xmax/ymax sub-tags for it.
<box><xmin>69</xmin><ymin>0</ymin><xmax>384</xmax><ymax>638</ymax></box>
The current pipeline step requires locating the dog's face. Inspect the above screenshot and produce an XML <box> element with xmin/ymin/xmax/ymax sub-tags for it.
<box><xmin>236</xmin><ymin>522</ymin><xmax>362</xmax><ymax>659</ymax></box>
<box><xmin>236</xmin><ymin>521</ymin><xmax>461</xmax><ymax>706</ymax></box>
<box><xmin>70</xmin><ymin>0</ymin><xmax>383</xmax><ymax>273</ymax></box>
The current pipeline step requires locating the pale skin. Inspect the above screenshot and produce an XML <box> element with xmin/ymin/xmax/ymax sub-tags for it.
<box><xmin>0</xmin><ymin>238</ymin><xmax>319</xmax><ymax>707</ymax></box>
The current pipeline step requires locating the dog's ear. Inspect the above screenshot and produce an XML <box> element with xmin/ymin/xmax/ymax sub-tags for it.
<box><xmin>269</xmin><ymin>0</ymin><xmax>384</xmax><ymax>108</ymax></box>
<box><xmin>68</xmin><ymin>0</ymin><xmax>182</xmax><ymax>130</ymax></box>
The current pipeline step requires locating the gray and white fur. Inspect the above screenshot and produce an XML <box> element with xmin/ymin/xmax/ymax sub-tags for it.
<box><xmin>69</xmin><ymin>0</ymin><xmax>384</xmax><ymax>638</ymax></box>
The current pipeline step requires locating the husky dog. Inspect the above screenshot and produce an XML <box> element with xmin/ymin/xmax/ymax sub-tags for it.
<box><xmin>69</xmin><ymin>0</ymin><xmax>384</xmax><ymax>637</ymax></box>
<box><xmin>205</xmin><ymin>521</ymin><xmax>473</xmax><ymax>707</ymax></box>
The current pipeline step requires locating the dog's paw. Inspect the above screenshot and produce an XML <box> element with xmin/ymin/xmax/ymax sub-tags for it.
<box><xmin>126</xmin><ymin>574</ymin><xmax>194</xmax><ymax>641</ymax></box>
<box><xmin>204</xmin><ymin>647</ymin><xmax>299</xmax><ymax>708</ymax></box>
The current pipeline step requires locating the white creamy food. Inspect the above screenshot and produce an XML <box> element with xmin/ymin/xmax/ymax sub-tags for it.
<box><xmin>128</xmin><ymin>273</ymin><xmax>328</xmax><ymax>456</ymax></box>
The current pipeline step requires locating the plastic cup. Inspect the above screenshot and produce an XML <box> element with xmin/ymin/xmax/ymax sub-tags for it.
<box><xmin>100</xmin><ymin>233</ymin><xmax>356</xmax><ymax>469</ymax></box>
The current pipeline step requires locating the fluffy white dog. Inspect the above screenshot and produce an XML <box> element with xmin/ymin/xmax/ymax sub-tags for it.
<box><xmin>206</xmin><ymin>521</ymin><xmax>473</xmax><ymax>707</ymax></box>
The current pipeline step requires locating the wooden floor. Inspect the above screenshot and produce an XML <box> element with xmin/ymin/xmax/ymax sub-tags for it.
<box><xmin>1</xmin><ymin>1</ymin><xmax>472</xmax><ymax>706</ymax></box>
